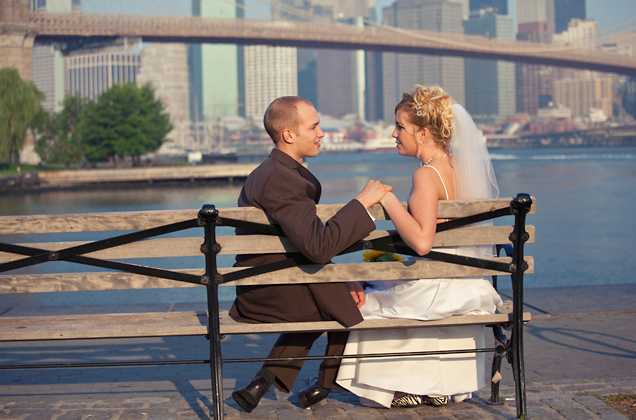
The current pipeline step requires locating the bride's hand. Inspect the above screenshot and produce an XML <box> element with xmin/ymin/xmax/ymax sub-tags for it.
<box><xmin>347</xmin><ymin>281</ymin><xmax>365</xmax><ymax>308</ymax></box>
<box><xmin>356</xmin><ymin>180</ymin><xmax>392</xmax><ymax>209</ymax></box>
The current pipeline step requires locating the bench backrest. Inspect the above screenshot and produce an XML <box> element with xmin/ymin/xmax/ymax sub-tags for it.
<box><xmin>0</xmin><ymin>197</ymin><xmax>535</xmax><ymax>295</ymax></box>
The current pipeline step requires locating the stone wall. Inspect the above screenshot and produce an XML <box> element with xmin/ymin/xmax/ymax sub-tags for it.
<box><xmin>0</xmin><ymin>0</ymin><xmax>36</xmax><ymax>81</ymax></box>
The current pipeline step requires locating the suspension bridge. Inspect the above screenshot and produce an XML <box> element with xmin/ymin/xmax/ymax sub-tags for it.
<box><xmin>2</xmin><ymin>0</ymin><xmax>636</xmax><ymax>82</ymax></box>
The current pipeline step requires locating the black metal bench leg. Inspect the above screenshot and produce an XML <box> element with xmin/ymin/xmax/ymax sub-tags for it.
<box><xmin>199</xmin><ymin>205</ymin><xmax>225</xmax><ymax>420</ymax></box>
<box><xmin>509</xmin><ymin>326</ymin><xmax>526</xmax><ymax>418</ymax></box>
<box><xmin>208</xmin><ymin>283</ymin><xmax>224</xmax><ymax>420</ymax></box>
<box><xmin>510</xmin><ymin>194</ymin><xmax>531</xmax><ymax>418</ymax></box>
<box><xmin>488</xmin><ymin>325</ymin><xmax>508</xmax><ymax>405</ymax></box>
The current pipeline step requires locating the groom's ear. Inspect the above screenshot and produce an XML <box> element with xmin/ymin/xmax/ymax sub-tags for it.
<box><xmin>282</xmin><ymin>128</ymin><xmax>294</xmax><ymax>144</ymax></box>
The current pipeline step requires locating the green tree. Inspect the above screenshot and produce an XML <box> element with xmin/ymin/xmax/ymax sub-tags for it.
<box><xmin>0</xmin><ymin>68</ymin><xmax>45</xmax><ymax>164</ymax></box>
<box><xmin>34</xmin><ymin>94</ymin><xmax>87</xmax><ymax>168</ymax></box>
<box><xmin>81</xmin><ymin>83</ymin><xmax>172</xmax><ymax>165</ymax></box>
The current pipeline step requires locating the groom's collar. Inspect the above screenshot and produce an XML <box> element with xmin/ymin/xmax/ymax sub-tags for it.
<box><xmin>271</xmin><ymin>148</ymin><xmax>305</xmax><ymax>170</ymax></box>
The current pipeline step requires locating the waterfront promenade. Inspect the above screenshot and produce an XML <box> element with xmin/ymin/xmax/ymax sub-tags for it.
<box><xmin>37</xmin><ymin>163</ymin><xmax>260</xmax><ymax>186</ymax></box>
<box><xmin>0</xmin><ymin>163</ymin><xmax>261</xmax><ymax>192</ymax></box>
<box><xmin>0</xmin><ymin>284</ymin><xmax>634</xmax><ymax>419</ymax></box>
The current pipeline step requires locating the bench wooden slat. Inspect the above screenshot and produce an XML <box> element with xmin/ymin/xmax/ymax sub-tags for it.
<box><xmin>0</xmin><ymin>257</ymin><xmax>533</xmax><ymax>293</ymax></box>
<box><xmin>0</xmin><ymin>209</ymin><xmax>199</xmax><ymax>235</ymax></box>
<box><xmin>0</xmin><ymin>306</ymin><xmax>530</xmax><ymax>341</ymax></box>
<box><xmin>220</xmin><ymin>257</ymin><xmax>534</xmax><ymax>286</ymax></box>
<box><xmin>0</xmin><ymin>197</ymin><xmax>537</xmax><ymax>235</ymax></box>
<box><xmin>0</xmin><ymin>270</ymin><xmax>204</xmax><ymax>293</ymax></box>
<box><xmin>0</xmin><ymin>225</ymin><xmax>535</xmax><ymax>262</ymax></box>
<box><xmin>218</xmin><ymin>225</ymin><xmax>535</xmax><ymax>255</ymax></box>
<box><xmin>218</xmin><ymin>312</ymin><xmax>533</xmax><ymax>335</ymax></box>
<box><xmin>0</xmin><ymin>237</ymin><xmax>205</xmax><ymax>263</ymax></box>
<box><xmin>0</xmin><ymin>311</ymin><xmax>208</xmax><ymax>341</ymax></box>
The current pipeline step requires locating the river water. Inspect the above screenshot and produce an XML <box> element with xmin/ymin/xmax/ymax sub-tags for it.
<box><xmin>1</xmin><ymin>146</ymin><xmax>635</xmax><ymax>307</ymax></box>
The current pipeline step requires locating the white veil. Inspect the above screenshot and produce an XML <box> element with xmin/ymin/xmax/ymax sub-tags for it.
<box><xmin>449</xmin><ymin>103</ymin><xmax>499</xmax><ymax>201</ymax></box>
<box><xmin>449</xmin><ymin>104</ymin><xmax>499</xmax><ymax>259</ymax></box>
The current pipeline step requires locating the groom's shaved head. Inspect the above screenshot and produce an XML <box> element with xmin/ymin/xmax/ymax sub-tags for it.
<box><xmin>264</xmin><ymin>96</ymin><xmax>313</xmax><ymax>144</ymax></box>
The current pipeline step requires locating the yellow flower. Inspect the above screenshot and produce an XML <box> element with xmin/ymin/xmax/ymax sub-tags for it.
<box><xmin>363</xmin><ymin>250</ymin><xmax>405</xmax><ymax>262</ymax></box>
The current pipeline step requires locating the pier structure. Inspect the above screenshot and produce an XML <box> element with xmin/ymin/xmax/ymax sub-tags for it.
<box><xmin>35</xmin><ymin>163</ymin><xmax>260</xmax><ymax>187</ymax></box>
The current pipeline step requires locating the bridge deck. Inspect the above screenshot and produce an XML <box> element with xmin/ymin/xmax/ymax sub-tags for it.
<box><xmin>26</xmin><ymin>13</ymin><xmax>636</xmax><ymax>76</ymax></box>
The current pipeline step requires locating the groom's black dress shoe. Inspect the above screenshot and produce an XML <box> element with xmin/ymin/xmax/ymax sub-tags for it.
<box><xmin>296</xmin><ymin>381</ymin><xmax>329</xmax><ymax>409</ymax></box>
<box><xmin>232</xmin><ymin>376</ymin><xmax>269</xmax><ymax>413</ymax></box>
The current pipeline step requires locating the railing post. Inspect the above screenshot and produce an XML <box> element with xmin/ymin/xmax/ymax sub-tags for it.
<box><xmin>510</xmin><ymin>193</ymin><xmax>532</xmax><ymax>419</ymax></box>
<box><xmin>198</xmin><ymin>205</ymin><xmax>224</xmax><ymax>420</ymax></box>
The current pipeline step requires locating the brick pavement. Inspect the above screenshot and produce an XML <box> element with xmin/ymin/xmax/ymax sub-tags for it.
<box><xmin>1</xmin><ymin>284</ymin><xmax>635</xmax><ymax>419</ymax></box>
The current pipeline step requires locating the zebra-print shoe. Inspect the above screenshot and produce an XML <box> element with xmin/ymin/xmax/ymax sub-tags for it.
<box><xmin>421</xmin><ymin>395</ymin><xmax>450</xmax><ymax>406</ymax></box>
<box><xmin>391</xmin><ymin>394</ymin><xmax>425</xmax><ymax>407</ymax></box>
<box><xmin>391</xmin><ymin>394</ymin><xmax>450</xmax><ymax>408</ymax></box>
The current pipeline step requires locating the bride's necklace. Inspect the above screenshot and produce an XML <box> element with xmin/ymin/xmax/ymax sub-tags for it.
<box><xmin>423</xmin><ymin>153</ymin><xmax>447</xmax><ymax>166</ymax></box>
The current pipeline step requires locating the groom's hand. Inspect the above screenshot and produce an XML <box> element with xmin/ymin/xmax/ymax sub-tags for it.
<box><xmin>347</xmin><ymin>281</ymin><xmax>365</xmax><ymax>308</ymax></box>
<box><xmin>356</xmin><ymin>180</ymin><xmax>392</xmax><ymax>209</ymax></box>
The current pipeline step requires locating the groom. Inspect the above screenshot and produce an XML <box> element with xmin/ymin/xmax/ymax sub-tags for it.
<box><xmin>230</xmin><ymin>96</ymin><xmax>391</xmax><ymax>412</ymax></box>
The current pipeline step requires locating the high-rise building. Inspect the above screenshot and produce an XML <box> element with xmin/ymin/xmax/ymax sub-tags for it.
<box><xmin>554</xmin><ymin>0</ymin><xmax>585</xmax><ymax>33</ymax></box>
<box><xmin>316</xmin><ymin>16</ymin><xmax>370</xmax><ymax>119</ymax></box>
<box><xmin>189</xmin><ymin>0</ymin><xmax>240</xmax><ymax>123</ymax></box>
<box><xmin>33</xmin><ymin>45</ymin><xmax>65</xmax><ymax>112</ymax></box>
<box><xmin>550</xmin><ymin>19</ymin><xmax>611</xmax><ymax>118</ymax></box>
<box><xmin>365</xmin><ymin>1</ymin><xmax>383</xmax><ymax>122</ymax></box>
<box><xmin>64</xmin><ymin>44</ymin><xmax>142</xmax><ymax>101</ymax></box>
<box><xmin>516</xmin><ymin>21</ymin><xmax>554</xmax><ymax>115</ymax></box>
<box><xmin>464</xmin><ymin>10</ymin><xmax>515</xmax><ymax>122</ymax></box>
<box><xmin>31</xmin><ymin>0</ymin><xmax>72</xmax><ymax>111</ymax></box>
<box><xmin>137</xmin><ymin>43</ymin><xmax>191</xmax><ymax>148</ymax></box>
<box><xmin>30</xmin><ymin>0</ymin><xmax>44</xmax><ymax>11</ymax></box>
<box><xmin>610</xmin><ymin>31</ymin><xmax>636</xmax><ymax>55</ymax></box>
<box><xmin>365</xmin><ymin>50</ymin><xmax>384</xmax><ymax>121</ymax></box>
<box><xmin>469</xmin><ymin>0</ymin><xmax>507</xmax><ymax>15</ymax></box>
<box><xmin>243</xmin><ymin>45</ymin><xmax>298</xmax><ymax>117</ymax></box>
<box><xmin>272</xmin><ymin>0</ymin><xmax>377</xmax><ymax>120</ymax></box>
<box><xmin>270</xmin><ymin>0</ymin><xmax>328</xmax><ymax>107</ymax></box>
<box><xmin>297</xmin><ymin>50</ymin><xmax>318</xmax><ymax>107</ymax></box>
<box><xmin>449</xmin><ymin>0</ymin><xmax>470</xmax><ymax>20</ymax></box>
<box><xmin>517</xmin><ymin>0</ymin><xmax>555</xmax><ymax>32</ymax></box>
<box><xmin>316</xmin><ymin>48</ymin><xmax>358</xmax><ymax>118</ymax></box>
<box><xmin>382</xmin><ymin>0</ymin><xmax>465</xmax><ymax>121</ymax></box>
<box><xmin>552</xmin><ymin>18</ymin><xmax>601</xmax><ymax>50</ymax></box>
<box><xmin>553</xmin><ymin>74</ymin><xmax>613</xmax><ymax>118</ymax></box>
<box><xmin>608</xmin><ymin>32</ymin><xmax>636</xmax><ymax>118</ymax></box>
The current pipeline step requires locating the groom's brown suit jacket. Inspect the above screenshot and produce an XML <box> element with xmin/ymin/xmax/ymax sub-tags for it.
<box><xmin>230</xmin><ymin>148</ymin><xmax>374</xmax><ymax>326</ymax></box>
<box><xmin>229</xmin><ymin>148</ymin><xmax>375</xmax><ymax>391</ymax></box>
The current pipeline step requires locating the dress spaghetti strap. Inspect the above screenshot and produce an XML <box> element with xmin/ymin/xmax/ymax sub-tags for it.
<box><xmin>423</xmin><ymin>164</ymin><xmax>449</xmax><ymax>200</ymax></box>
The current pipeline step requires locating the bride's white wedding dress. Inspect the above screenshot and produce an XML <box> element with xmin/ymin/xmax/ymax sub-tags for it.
<box><xmin>336</xmin><ymin>104</ymin><xmax>503</xmax><ymax>408</ymax></box>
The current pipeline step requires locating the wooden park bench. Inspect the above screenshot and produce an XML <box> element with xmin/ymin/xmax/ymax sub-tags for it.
<box><xmin>0</xmin><ymin>194</ymin><xmax>535</xmax><ymax>419</ymax></box>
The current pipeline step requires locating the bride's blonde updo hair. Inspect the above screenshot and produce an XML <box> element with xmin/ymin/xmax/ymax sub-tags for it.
<box><xmin>395</xmin><ymin>85</ymin><xmax>455</xmax><ymax>153</ymax></box>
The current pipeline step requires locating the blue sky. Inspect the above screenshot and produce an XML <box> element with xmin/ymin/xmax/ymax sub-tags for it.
<box><xmin>584</xmin><ymin>0</ymin><xmax>636</xmax><ymax>33</ymax></box>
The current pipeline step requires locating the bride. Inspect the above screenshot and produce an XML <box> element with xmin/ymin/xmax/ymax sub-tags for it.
<box><xmin>336</xmin><ymin>85</ymin><xmax>503</xmax><ymax>408</ymax></box>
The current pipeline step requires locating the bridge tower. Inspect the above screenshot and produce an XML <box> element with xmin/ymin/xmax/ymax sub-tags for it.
<box><xmin>0</xmin><ymin>0</ymin><xmax>37</xmax><ymax>81</ymax></box>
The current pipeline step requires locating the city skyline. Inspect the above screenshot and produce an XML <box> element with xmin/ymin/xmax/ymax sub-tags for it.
<box><xmin>374</xmin><ymin>0</ymin><xmax>636</xmax><ymax>33</ymax></box>
<box><xmin>29</xmin><ymin>0</ymin><xmax>636</xmax><ymax>126</ymax></box>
